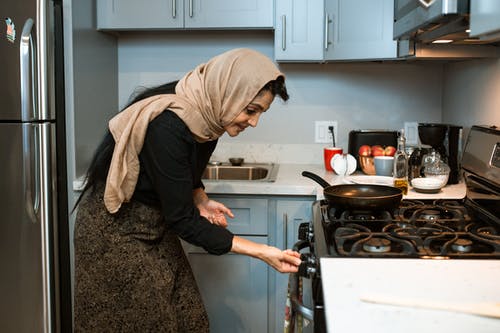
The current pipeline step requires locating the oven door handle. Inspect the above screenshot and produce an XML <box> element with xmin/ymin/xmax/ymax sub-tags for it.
<box><xmin>289</xmin><ymin>271</ymin><xmax>314</xmax><ymax>321</ymax></box>
<box><xmin>292</xmin><ymin>239</ymin><xmax>310</xmax><ymax>252</ymax></box>
<box><xmin>289</xmin><ymin>239</ymin><xmax>315</xmax><ymax>321</ymax></box>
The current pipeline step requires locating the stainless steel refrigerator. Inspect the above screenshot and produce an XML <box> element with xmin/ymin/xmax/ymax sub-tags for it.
<box><xmin>0</xmin><ymin>0</ymin><xmax>72</xmax><ymax>332</ymax></box>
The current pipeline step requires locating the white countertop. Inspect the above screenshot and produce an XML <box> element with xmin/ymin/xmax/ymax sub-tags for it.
<box><xmin>75</xmin><ymin>164</ymin><xmax>466</xmax><ymax>200</ymax></box>
<box><xmin>203</xmin><ymin>164</ymin><xmax>466</xmax><ymax>200</ymax></box>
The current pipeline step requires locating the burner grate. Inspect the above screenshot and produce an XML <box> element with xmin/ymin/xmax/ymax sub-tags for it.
<box><xmin>319</xmin><ymin>199</ymin><xmax>500</xmax><ymax>259</ymax></box>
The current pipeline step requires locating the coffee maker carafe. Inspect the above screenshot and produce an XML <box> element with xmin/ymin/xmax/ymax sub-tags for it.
<box><xmin>417</xmin><ymin>123</ymin><xmax>462</xmax><ymax>184</ymax></box>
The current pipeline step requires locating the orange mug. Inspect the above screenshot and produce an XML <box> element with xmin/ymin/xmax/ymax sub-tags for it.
<box><xmin>323</xmin><ymin>147</ymin><xmax>343</xmax><ymax>171</ymax></box>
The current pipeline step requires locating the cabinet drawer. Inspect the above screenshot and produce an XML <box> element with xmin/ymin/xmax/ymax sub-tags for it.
<box><xmin>216</xmin><ymin>197</ymin><xmax>268</xmax><ymax>235</ymax></box>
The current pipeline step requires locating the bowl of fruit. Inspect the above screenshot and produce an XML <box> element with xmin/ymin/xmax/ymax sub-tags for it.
<box><xmin>358</xmin><ymin>145</ymin><xmax>396</xmax><ymax>175</ymax></box>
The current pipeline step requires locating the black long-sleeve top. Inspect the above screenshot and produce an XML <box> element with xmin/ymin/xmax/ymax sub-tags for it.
<box><xmin>132</xmin><ymin>110</ymin><xmax>234</xmax><ymax>255</ymax></box>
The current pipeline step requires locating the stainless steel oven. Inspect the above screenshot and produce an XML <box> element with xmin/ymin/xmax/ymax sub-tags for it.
<box><xmin>288</xmin><ymin>125</ymin><xmax>500</xmax><ymax>333</ymax></box>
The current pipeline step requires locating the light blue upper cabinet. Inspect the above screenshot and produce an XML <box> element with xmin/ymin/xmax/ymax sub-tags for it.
<box><xmin>274</xmin><ymin>0</ymin><xmax>326</xmax><ymax>61</ymax></box>
<box><xmin>469</xmin><ymin>0</ymin><xmax>500</xmax><ymax>41</ymax></box>
<box><xmin>97</xmin><ymin>0</ymin><xmax>273</xmax><ymax>30</ymax></box>
<box><xmin>185</xmin><ymin>0</ymin><xmax>273</xmax><ymax>29</ymax></box>
<box><xmin>275</xmin><ymin>0</ymin><xmax>398</xmax><ymax>62</ymax></box>
<box><xmin>326</xmin><ymin>0</ymin><xmax>397</xmax><ymax>60</ymax></box>
<box><xmin>97</xmin><ymin>0</ymin><xmax>183</xmax><ymax>29</ymax></box>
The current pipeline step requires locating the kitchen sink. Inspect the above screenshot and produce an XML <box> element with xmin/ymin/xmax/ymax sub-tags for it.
<box><xmin>202</xmin><ymin>163</ymin><xmax>279</xmax><ymax>182</ymax></box>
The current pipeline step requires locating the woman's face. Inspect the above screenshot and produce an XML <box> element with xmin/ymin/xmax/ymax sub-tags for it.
<box><xmin>224</xmin><ymin>90</ymin><xmax>275</xmax><ymax>137</ymax></box>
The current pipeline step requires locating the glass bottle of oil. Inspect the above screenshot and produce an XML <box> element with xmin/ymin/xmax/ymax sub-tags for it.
<box><xmin>393</xmin><ymin>129</ymin><xmax>408</xmax><ymax>194</ymax></box>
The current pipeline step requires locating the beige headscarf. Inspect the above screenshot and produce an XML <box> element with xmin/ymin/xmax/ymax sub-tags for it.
<box><xmin>104</xmin><ymin>48</ymin><xmax>284</xmax><ymax>213</ymax></box>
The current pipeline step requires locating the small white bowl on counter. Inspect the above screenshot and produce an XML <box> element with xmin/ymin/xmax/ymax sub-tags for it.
<box><xmin>411</xmin><ymin>177</ymin><xmax>445</xmax><ymax>193</ymax></box>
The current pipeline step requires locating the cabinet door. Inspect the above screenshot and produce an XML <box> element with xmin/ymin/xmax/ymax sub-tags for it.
<box><xmin>325</xmin><ymin>0</ymin><xmax>397</xmax><ymax>60</ymax></box>
<box><xmin>470</xmin><ymin>0</ymin><xmax>500</xmax><ymax>40</ymax></box>
<box><xmin>184</xmin><ymin>236</ymin><xmax>268</xmax><ymax>333</ymax></box>
<box><xmin>186</xmin><ymin>0</ymin><xmax>274</xmax><ymax>29</ymax></box>
<box><xmin>273</xmin><ymin>199</ymin><xmax>314</xmax><ymax>333</ymax></box>
<box><xmin>274</xmin><ymin>0</ymin><xmax>326</xmax><ymax>61</ymax></box>
<box><xmin>212</xmin><ymin>196</ymin><xmax>268</xmax><ymax>235</ymax></box>
<box><xmin>96</xmin><ymin>0</ymin><xmax>183</xmax><ymax>30</ymax></box>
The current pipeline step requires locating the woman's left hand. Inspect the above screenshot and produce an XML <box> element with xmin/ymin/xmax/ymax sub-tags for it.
<box><xmin>196</xmin><ymin>198</ymin><xmax>234</xmax><ymax>228</ymax></box>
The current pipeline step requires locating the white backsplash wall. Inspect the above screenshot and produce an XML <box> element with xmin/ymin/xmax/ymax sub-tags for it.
<box><xmin>118</xmin><ymin>31</ymin><xmax>444</xmax><ymax>164</ymax></box>
<box><xmin>442</xmin><ymin>58</ymin><xmax>500</xmax><ymax>139</ymax></box>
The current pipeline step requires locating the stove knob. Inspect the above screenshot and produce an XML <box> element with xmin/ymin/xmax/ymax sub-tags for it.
<box><xmin>298</xmin><ymin>222</ymin><xmax>311</xmax><ymax>241</ymax></box>
<box><xmin>306</xmin><ymin>266</ymin><xmax>317</xmax><ymax>277</ymax></box>
<box><xmin>298</xmin><ymin>261</ymin><xmax>308</xmax><ymax>277</ymax></box>
<box><xmin>298</xmin><ymin>261</ymin><xmax>316</xmax><ymax>277</ymax></box>
<box><xmin>298</xmin><ymin>253</ymin><xmax>317</xmax><ymax>278</ymax></box>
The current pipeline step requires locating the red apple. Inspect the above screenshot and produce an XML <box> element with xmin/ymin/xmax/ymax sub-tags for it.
<box><xmin>358</xmin><ymin>145</ymin><xmax>372</xmax><ymax>157</ymax></box>
<box><xmin>371</xmin><ymin>145</ymin><xmax>385</xmax><ymax>156</ymax></box>
<box><xmin>384</xmin><ymin>145</ymin><xmax>396</xmax><ymax>156</ymax></box>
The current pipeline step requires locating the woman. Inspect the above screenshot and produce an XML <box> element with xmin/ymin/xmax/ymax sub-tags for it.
<box><xmin>74</xmin><ymin>48</ymin><xmax>301</xmax><ymax>332</ymax></box>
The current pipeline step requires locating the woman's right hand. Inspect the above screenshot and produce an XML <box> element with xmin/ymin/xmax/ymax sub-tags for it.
<box><xmin>231</xmin><ymin>236</ymin><xmax>302</xmax><ymax>273</ymax></box>
<box><xmin>262</xmin><ymin>247</ymin><xmax>302</xmax><ymax>273</ymax></box>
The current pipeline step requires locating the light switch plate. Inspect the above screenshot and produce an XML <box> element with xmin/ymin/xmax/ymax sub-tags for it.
<box><xmin>315</xmin><ymin>121</ymin><xmax>338</xmax><ymax>144</ymax></box>
<box><xmin>404</xmin><ymin>122</ymin><xmax>419</xmax><ymax>145</ymax></box>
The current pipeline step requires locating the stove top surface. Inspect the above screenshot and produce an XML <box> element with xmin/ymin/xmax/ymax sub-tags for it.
<box><xmin>316</xmin><ymin>199</ymin><xmax>500</xmax><ymax>259</ymax></box>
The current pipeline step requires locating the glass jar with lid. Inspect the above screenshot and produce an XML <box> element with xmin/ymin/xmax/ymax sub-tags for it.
<box><xmin>422</xmin><ymin>150</ymin><xmax>450</xmax><ymax>186</ymax></box>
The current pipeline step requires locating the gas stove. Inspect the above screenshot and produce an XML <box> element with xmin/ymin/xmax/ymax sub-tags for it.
<box><xmin>315</xmin><ymin>198</ymin><xmax>500</xmax><ymax>259</ymax></box>
<box><xmin>289</xmin><ymin>126</ymin><xmax>500</xmax><ymax>333</ymax></box>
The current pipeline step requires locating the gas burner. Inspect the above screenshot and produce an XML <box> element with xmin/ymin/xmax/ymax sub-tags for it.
<box><xmin>362</xmin><ymin>238</ymin><xmax>391</xmax><ymax>253</ymax></box>
<box><xmin>396</xmin><ymin>203</ymin><xmax>471</xmax><ymax>230</ymax></box>
<box><xmin>434</xmin><ymin>199</ymin><xmax>467</xmax><ymax>209</ymax></box>
<box><xmin>330</xmin><ymin>209</ymin><xmax>393</xmax><ymax>224</ymax></box>
<box><xmin>316</xmin><ymin>197</ymin><xmax>500</xmax><ymax>259</ymax></box>
<box><xmin>419</xmin><ymin>209</ymin><xmax>442</xmax><ymax>221</ymax></box>
<box><xmin>340</xmin><ymin>211</ymin><xmax>378</xmax><ymax>221</ymax></box>
<box><xmin>472</xmin><ymin>225</ymin><xmax>500</xmax><ymax>237</ymax></box>
<box><xmin>451</xmin><ymin>238</ymin><xmax>473</xmax><ymax>253</ymax></box>
<box><xmin>399</xmin><ymin>199</ymin><xmax>426</xmax><ymax>208</ymax></box>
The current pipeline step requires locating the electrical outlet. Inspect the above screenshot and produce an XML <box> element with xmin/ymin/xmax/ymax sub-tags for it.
<box><xmin>315</xmin><ymin>121</ymin><xmax>338</xmax><ymax>144</ymax></box>
<box><xmin>404</xmin><ymin>122</ymin><xmax>419</xmax><ymax>145</ymax></box>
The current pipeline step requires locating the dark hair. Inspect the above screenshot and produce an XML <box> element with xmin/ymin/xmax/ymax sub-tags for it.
<box><xmin>73</xmin><ymin>81</ymin><xmax>178</xmax><ymax>211</ymax></box>
<box><xmin>73</xmin><ymin>77</ymin><xmax>289</xmax><ymax>210</ymax></box>
<box><xmin>262</xmin><ymin>76</ymin><xmax>289</xmax><ymax>101</ymax></box>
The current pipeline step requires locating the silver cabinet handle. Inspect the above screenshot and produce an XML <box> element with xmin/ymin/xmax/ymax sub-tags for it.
<box><xmin>281</xmin><ymin>15</ymin><xmax>286</xmax><ymax>51</ymax></box>
<box><xmin>172</xmin><ymin>0</ymin><xmax>176</xmax><ymax>18</ymax></box>
<box><xmin>283</xmin><ymin>213</ymin><xmax>288</xmax><ymax>249</ymax></box>
<box><xmin>324</xmin><ymin>13</ymin><xmax>330</xmax><ymax>50</ymax></box>
<box><xmin>189</xmin><ymin>0</ymin><xmax>193</xmax><ymax>17</ymax></box>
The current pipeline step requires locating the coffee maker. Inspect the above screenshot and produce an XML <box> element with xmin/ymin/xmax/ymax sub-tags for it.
<box><xmin>416</xmin><ymin>123</ymin><xmax>462</xmax><ymax>184</ymax></box>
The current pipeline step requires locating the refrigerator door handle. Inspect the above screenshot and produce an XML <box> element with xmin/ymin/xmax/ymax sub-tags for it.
<box><xmin>23</xmin><ymin>124</ymin><xmax>41</xmax><ymax>224</ymax></box>
<box><xmin>20</xmin><ymin>18</ymin><xmax>36</xmax><ymax>121</ymax></box>
<box><xmin>39</xmin><ymin>123</ymin><xmax>55</xmax><ymax>333</ymax></box>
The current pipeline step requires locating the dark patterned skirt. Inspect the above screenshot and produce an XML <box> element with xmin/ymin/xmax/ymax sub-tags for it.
<box><xmin>74</xmin><ymin>185</ymin><xmax>209</xmax><ymax>332</ymax></box>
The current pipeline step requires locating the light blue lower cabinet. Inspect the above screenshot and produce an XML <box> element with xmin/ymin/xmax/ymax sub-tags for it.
<box><xmin>182</xmin><ymin>195</ymin><xmax>315</xmax><ymax>332</ymax></box>
<box><xmin>272</xmin><ymin>198</ymin><xmax>315</xmax><ymax>333</ymax></box>
<box><xmin>184</xmin><ymin>236</ymin><xmax>269</xmax><ymax>333</ymax></box>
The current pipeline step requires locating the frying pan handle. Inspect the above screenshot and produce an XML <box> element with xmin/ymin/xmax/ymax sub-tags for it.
<box><xmin>301</xmin><ymin>171</ymin><xmax>331</xmax><ymax>188</ymax></box>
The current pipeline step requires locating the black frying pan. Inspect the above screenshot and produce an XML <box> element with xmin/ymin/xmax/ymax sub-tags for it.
<box><xmin>302</xmin><ymin>171</ymin><xmax>403</xmax><ymax>211</ymax></box>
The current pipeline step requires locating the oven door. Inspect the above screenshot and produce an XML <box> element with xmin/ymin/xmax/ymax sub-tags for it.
<box><xmin>320</xmin><ymin>258</ymin><xmax>500</xmax><ymax>333</ymax></box>
<box><xmin>286</xmin><ymin>240</ymin><xmax>324</xmax><ymax>333</ymax></box>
